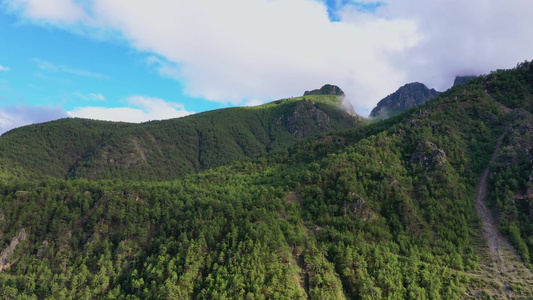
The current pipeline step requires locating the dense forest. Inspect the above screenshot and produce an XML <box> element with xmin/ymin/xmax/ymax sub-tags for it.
<box><xmin>1</xmin><ymin>62</ymin><xmax>533</xmax><ymax>298</ymax></box>
<box><xmin>0</xmin><ymin>93</ymin><xmax>364</xmax><ymax>181</ymax></box>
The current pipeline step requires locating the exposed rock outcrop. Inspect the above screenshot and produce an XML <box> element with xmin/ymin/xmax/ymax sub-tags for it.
<box><xmin>411</xmin><ymin>140</ymin><xmax>447</xmax><ymax>169</ymax></box>
<box><xmin>0</xmin><ymin>229</ymin><xmax>27</xmax><ymax>272</ymax></box>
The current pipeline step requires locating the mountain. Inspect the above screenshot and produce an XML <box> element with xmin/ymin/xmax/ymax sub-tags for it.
<box><xmin>0</xmin><ymin>93</ymin><xmax>364</xmax><ymax>181</ymax></box>
<box><xmin>303</xmin><ymin>84</ymin><xmax>345</xmax><ymax>96</ymax></box>
<box><xmin>1</xmin><ymin>61</ymin><xmax>533</xmax><ymax>299</ymax></box>
<box><xmin>369</xmin><ymin>82</ymin><xmax>440</xmax><ymax>119</ymax></box>
<box><xmin>304</xmin><ymin>84</ymin><xmax>357</xmax><ymax>116</ymax></box>
<box><xmin>453</xmin><ymin>75</ymin><xmax>478</xmax><ymax>86</ymax></box>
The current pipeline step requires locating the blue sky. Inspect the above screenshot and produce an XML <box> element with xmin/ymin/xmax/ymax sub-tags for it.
<box><xmin>0</xmin><ymin>15</ymin><xmax>207</xmax><ymax>111</ymax></box>
<box><xmin>1</xmin><ymin>0</ymin><xmax>532</xmax><ymax>134</ymax></box>
<box><xmin>0</xmin><ymin>9</ymin><xmax>220</xmax><ymax>131</ymax></box>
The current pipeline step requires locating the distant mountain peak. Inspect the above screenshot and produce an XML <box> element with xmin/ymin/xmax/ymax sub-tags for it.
<box><xmin>369</xmin><ymin>82</ymin><xmax>440</xmax><ymax>119</ymax></box>
<box><xmin>303</xmin><ymin>84</ymin><xmax>345</xmax><ymax>97</ymax></box>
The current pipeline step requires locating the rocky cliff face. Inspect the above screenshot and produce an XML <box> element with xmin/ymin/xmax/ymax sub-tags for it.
<box><xmin>369</xmin><ymin>82</ymin><xmax>440</xmax><ymax>119</ymax></box>
<box><xmin>0</xmin><ymin>228</ymin><xmax>27</xmax><ymax>272</ymax></box>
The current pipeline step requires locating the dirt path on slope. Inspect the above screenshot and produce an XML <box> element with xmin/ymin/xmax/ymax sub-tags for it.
<box><xmin>472</xmin><ymin>132</ymin><xmax>533</xmax><ymax>298</ymax></box>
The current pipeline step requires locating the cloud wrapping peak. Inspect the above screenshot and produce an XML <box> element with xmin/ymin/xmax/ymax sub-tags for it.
<box><xmin>374</xmin><ymin>0</ymin><xmax>533</xmax><ymax>91</ymax></box>
<box><xmin>88</xmin><ymin>0</ymin><xmax>418</xmax><ymax>108</ymax></box>
<box><xmin>5</xmin><ymin>0</ymin><xmax>533</xmax><ymax>113</ymax></box>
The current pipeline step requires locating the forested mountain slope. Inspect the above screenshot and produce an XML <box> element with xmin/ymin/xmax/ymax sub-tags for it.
<box><xmin>0</xmin><ymin>119</ymin><xmax>133</xmax><ymax>180</ymax></box>
<box><xmin>0</xmin><ymin>93</ymin><xmax>363</xmax><ymax>181</ymax></box>
<box><xmin>1</xmin><ymin>62</ymin><xmax>533</xmax><ymax>299</ymax></box>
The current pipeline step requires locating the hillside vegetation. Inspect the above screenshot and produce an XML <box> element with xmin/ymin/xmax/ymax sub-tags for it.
<box><xmin>0</xmin><ymin>94</ymin><xmax>363</xmax><ymax>181</ymax></box>
<box><xmin>1</xmin><ymin>62</ymin><xmax>533</xmax><ymax>299</ymax></box>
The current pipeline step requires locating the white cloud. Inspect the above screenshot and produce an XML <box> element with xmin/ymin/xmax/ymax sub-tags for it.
<box><xmin>146</xmin><ymin>56</ymin><xmax>180</xmax><ymax>80</ymax></box>
<box><xmin>85</xmin><ymin>0</ymin><xmax>419</xmax><ymax>109</ymax></box>
<box><xmin>67</xmin><ymin>96</ymin><xmax>193</xmax><ymax>123</ymax></box>
<box><xmin>4</xmin><ymin>0</ymin><xmax>86</xmax><ymax>23</ymax></box>
<box><xmin>5</xmin><ymin>0</ymin><xmax>533</xmax><ymax>115</ymax></box>
<box><xmin>244</xmin><ymin>99</ymin><xmax>264</xmax><ymax>107</ymax></box>
<box><xmin>370</xmin><ymin>0</ymin><xmax>533</xmax><ymax>91</ymax></box>
<box><xmin>0</xmin><ymin>65</ymin><xmax>9</xmax><ymax>71</ymax></box>
<box><xmin>0</xmin><ymin>97</ymin><xmax>190</xmax><ymax>134</ymax></box>
<box><xmin>0</xmin><ymin>105</ymin><xmax>69</xmax><ymax>134</ymax></box>
<box><xmin>32</xmin><ymin>58</ymin><xmax>110</xmax><ymax>80</ymax></box>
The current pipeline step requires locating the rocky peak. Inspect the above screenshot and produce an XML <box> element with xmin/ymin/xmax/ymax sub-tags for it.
<box><xmin>370</xmin><ymin>82</ymin><xmax>440</xmax><ymax>119</ymax></box>
<box><xmin>303</xmin><ymin>84</ymin><xmax>357</xmax><ymax>116</ymax></box>
<box><xmin>303</xmin><ymin>84</ymin><xmax>345</xmax><ymax>96</ymax></box>
<box><xmin>453</xmin><ymin>75</ymin><xmax>477</xmax><ymax>86</ymax></box>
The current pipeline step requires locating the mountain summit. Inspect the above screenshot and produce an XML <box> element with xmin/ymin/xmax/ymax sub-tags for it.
<box><xmin>303</xmin><ymin>84</ymin><xmax>345</xmax><ymax>96</ymax></box>
<box><xmin>453</xmin><ymin>75</ymin><xmax>477</xmax><ymax>86</ymax></box>
<box><xmin>369</xmin><ymin>82</ymin><xmax>440</xmax><ymax>119</ymax></box>
<box><xmin>303</xmin><ymin>84</ymin><xmax>357</xmax><ymax>116</ymax></box>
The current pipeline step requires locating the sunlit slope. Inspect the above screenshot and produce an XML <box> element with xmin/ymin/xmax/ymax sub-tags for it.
<box><xmin>2</xmin><ymin>62</ymin><xmax>533</xmax><ymax>298</ymax></box>
<box><xmin>0</xmin><ymin>95</ymin><xmax>364</xmax><ymax>181</ymax></box>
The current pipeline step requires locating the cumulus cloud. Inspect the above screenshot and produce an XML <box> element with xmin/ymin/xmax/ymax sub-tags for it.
<box><xmin>67</xmin><ymin>96</ymin><xmax>193</xmax><ymax>123</ymax></box>
<box><xmin>0</xmin><ymin>65</ymin><xmax>9</xmax><ymax>71</ymax></box>
<box><xmin>370</xmin><ymin>0</ymin><xmax>533</xmax><ymax>91</ymax></box>
<box><xmin>0</xmin><ymin>105</ymin><xmax>69</xmax><ymax>134</ymax></box>
<box><xmin>33</xmin><ymin>58</ymin><xmax>110</xmax><ymax>80</ymax></box>
<box><xmin>88</xmin><ymin>0</ymin><xmax>422</xmax><ymax>110</ymax></box>
<box><xmin>5</xmin><ymin>0</ymin><xmax>533</xmax><ymax>115</ymax></box>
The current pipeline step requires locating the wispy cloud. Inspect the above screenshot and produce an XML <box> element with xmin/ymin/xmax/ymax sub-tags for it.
<box><xmin>67</xmin><ymin>95</ymin><xmax>193</xmax><ymax>123</ymax></box>
<box><xmin>0</xmin><ymin>79</ymin><xmax>10</xmax><ymax>92</ymax></box>
<box><xmin>0</xmin><ymin>65</ymin><xmax>10</xmax><ymax>71</ymax></box>
<box><xmin>75</xmin><ymin>92</ymin><xmax>106</xmax><ymax>101</ymax></box>
<box><xmin>4</xmin><ymin>0</ymin><xmax>86</xmax><ymax>23</ymax></box>
<box><xmin>32</xmin><ymin>58</ymin><xmax>110</xmax><ymax>80</ymax></box>
<box><xmin>146</xmin><ymin>56</ymin><xmax>180</xmax><ymax>80</ymax></box>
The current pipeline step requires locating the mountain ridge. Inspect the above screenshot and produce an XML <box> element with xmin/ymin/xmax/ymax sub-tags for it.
<box><xmin>1</xmin><ymin>61</ymin><xmax>533</xmax><ymax>298</ymax></box>
<box><xmin>0</xmin><ymin>93</ymin><xmax>364</xmax><ymax>181</ymax></box>
<box><xmin>369</xmin><ymin>82</ymin><xmax>440</xmax><ymax>119</ymax></box>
